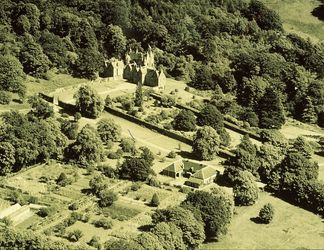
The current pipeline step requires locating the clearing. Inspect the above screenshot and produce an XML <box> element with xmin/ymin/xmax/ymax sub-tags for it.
<box><xmin>203</xmin><ymin>191</ymin><xmax>324</xmax><ymax>249</ymax></box>
<box><xmin>261</xmin><ymin>0</ymin><xmax>324</xmax><ymax>42</ymax></box>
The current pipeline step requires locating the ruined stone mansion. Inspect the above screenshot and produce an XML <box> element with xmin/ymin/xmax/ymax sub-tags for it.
<box><xmin>102</xmin><ymin>47</ymin><xmax>166</xmax><ymax>90</ymax></box>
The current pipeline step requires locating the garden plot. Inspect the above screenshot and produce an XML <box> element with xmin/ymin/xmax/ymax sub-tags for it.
<box><xmin>4</xmin><ymin>164</ymin><xmax>84</xmax><ymax>196</ymax></box>
<box><xmin>125</xmin><ymin>184</ymin><xmax>174</xmax><ymax>203</ymax></box>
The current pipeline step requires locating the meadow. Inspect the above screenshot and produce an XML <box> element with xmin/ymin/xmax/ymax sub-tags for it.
<box><xmin>261</xmin><ymin>0</ymin><xmax>324</xmax><ymax>42</ymax></box>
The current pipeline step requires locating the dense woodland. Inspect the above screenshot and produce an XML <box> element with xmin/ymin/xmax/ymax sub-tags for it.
<box><xmin>0</xmin><ymin>0</ymin><xmax>324</xmax><ymax>127</ymax></box>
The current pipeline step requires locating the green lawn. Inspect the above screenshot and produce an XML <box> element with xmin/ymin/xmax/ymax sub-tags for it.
<box><xmin>203</xmin><ymin>191</ymin><xmax>324</xmax><ymax>249</ymax></box>
<box><xmin>262</xmin><ymin>0</ymin><xmax>324</xmax><ymax>42</ymax></box>
<box><xmin>25</xmin><ymin>70</ymin><xmax>88</xmax><ymax>96</ymax></box>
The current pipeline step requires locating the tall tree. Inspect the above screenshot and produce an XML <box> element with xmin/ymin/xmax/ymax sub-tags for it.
<box><xmin>192</xmin><ymin>126</ymin><xmax>220</xmax><ymax>160</ymax></box>
<box><xmin>0</xmin><ymin>55</ymin><xmax>26</xmax><ymax>99</ymax></box>
<box><xmin>257</xmin><ymin>87</ymin><xmax>285</xmax><ymax>129</ymax></box>
<box><xmin>172</xmin><ymin>109</ymin><xmax>196</xmax><ymax>132</ymax></box>
<box><xmin>118</xmin><ymin>157</ymin><xmax>153</xmax><ymax>181</ymax></box>
<box><xmin>0</xmin><ymin>142</ymin><xmax>15</xmax><ymax>175</ymax></box>
<box><xmin>233</xmin><ymin>170</ymin><xmax>259</xmax><ymax>206</ymax></box>
<box><xmin>301</xmin><ymin>96</ymin><xmax>317</xmax><ymax>124</ymax></box>
<box><xmin>151</xmin><ymin>207</ymin><xmax>205</xmax><ymax>250</ymax></box>
<box><xmin>19</xmin><ymin>34</ymin><xmax>50</xmax><ymax>78</ymax></box>
<box><xmin>97</xmin><ymin>118</ymin><xmax>121</xmax><ymax>144</ymax></box>
<box><xmin>197</xmin><ymin>104</ymin><xmax>224</xmax><ymax>131</ymax></box>
<box><xmin>104</xmin><ymin>24</ymin><xmax>127</xmax><ymax>58</ymax></box>
<box><xmin>181</xmin><ymin>189</ymin><xmax>234</xmax><ymax>240</ymax></box>
<box><xmin>74</xmin><ymin>85</ymin><xmax>104</xmax><ymax>118</ymax></box>
<box><xmin>66</xmin><ymin>124</ymin><xmax>105</xmax><ymax>166</ymax></box>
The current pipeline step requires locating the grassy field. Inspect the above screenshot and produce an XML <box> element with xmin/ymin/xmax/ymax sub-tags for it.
<box><xmin>261</xmin><ymin>0</ymin><xmax>324</xmax><ymax>42</ymax></box>
<box><xmin>203</xmin><ymin>191</ymin><xmax>324</xmax><ymax>249</ymax></box>
<box><xmin>25</xmin><ymin>70</ymin><xmax>88</xmax><ymax>96</ymax></box>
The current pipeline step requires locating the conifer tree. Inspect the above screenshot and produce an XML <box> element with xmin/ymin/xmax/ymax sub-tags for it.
<box><xmin>257</xmin><ymin>87</ymin><xmax>285</xmax><ymax>129</ymax></box>
<box><xmin>134</xmin><ymin>83</ymin><xmax>143</xmax><ymax>107</ymax></box>
<box><xmin>301</xmin><ymin>97</ymin><xmax>317</xmax><ymax>124</ymax></box>
<box><xmin>150</xmin><ymin>193</ymin><xmax>160</xmax><ymax>207</ymax></box>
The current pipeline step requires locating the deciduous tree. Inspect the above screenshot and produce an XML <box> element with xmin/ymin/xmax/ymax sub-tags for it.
<box><xmin>192</xmin><ymin>126</ymin><xmax>220</xmax><ymax>160</ymax></box>
<box><xmin>74</xmin><ymin>86</ymin><xmax>104</xmax><ymax>118</ymax></box>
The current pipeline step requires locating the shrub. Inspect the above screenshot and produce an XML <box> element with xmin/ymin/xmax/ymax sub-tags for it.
<box><xmin>179</xmin><ymin>186</ymin><xmax>192</xmax><ymax>194</ymax></box>
<box><xmin>37</xmin><ymin>207</ymin><xmax>55</xmax><ymax>218</ymax></box>
<box><xmin>167</xmin><ymin>151</ymin><xmax>177</xmax><ymax>158</ymax></box>
<box><xmin>74</xmin><ymin>112</ymin><xmax>82</xmax><ymax>121</ymax></box>
<box><xmin>68</xmin><ymin>202</ymin><xmax>79</xmax><ymax>211</ymax></box>
<box><xmin>160</xmin><ymin>95</ymin><xmax>176</xmax><ymax>107</ymax></box>
<box><xmin>28</xmin><ymin>196</ymin><xmax>38</xmax><ymax>204</ymax></box>
<box><xmin>131</xmin><ymin>182</ymin><xmax>142</xmax><ymax>191</ymax></box>
<box><xmin>8</xmin><ymin>191</ymin><xmax>27</xmax><ymax>205</ymax></box>
<box><xmin>120</xmin><ymin>138</ymin><xmax>136</xmax><ymax>154</ymax></box>
<box><xmin>88</xmin><ymin>236</ymin><xmax>101</xmax><ymax>249</ymax></box>
<box><xmin>150</xmin><ymin>193</ymin><xmax>160</xmax><ymax>207</ymax></box>
<box><xmin>107</xmin><ymin>151</ymin><xmax>121</xmax><ymax>159</ymax></box>
<box><xmin>258</xmin><ymin>203</ymin><xmax>274</xmax><ymax>224</ymax></box>
<box><xmin>60</xmin><ymin>119</ymin><xmax>78</xmax><ymax>140</ymax></box>
<box><xmin>93</xmin><ymin>217</ymin><xmax>113</xmax><ymax>229</ymax></box>
<box><xmin>163</xmin><ymin>123</ymin><xmax>173</xmax><ymax>130</ymax></box>
<box><xmin>121</xmin><ymin>100</ymin><xmax>134</xmax><ymax>112</ymax></box>
<box><xmin>98</xmin><ymin>189</ymin><xmax>118</xmax><ymax>207</ymax></box>
<box><xmin>147</xmin><ymin>176</ymin><xmax>161</xmax><ymax>187</ymax></box>
<box><xmin>67</xmin><ymin>229</ymin><xmax>83</xmax><ymax>242</ymax></box>
<box><xmin>98</xmin><ymin>164</ymin><xmax>116</xmax><ymax>178</ymax></box>
<box><xmin>56</xmin><ymin>172</ymin><xmax>72</xmax><ymax>187</ymax></box>
<box><xmin>0</xmin><ymin>217</ymin><xmax>12</xmax><ymax>226</ymax></box>
<box><xmin>66</xmin><ymin>212</ymin><xmax>80</xmax><ymax>225</ymax></box>
<box><xmin>105</xmin><ymin>94</ymin><xmax>113</xmax><ymax>107</ymax></box>
<box><xmin>82</xmin><ymin>213</ymin><xmax>91</xmax><ymax>223</ymax></box>
<box><xmin>0</xmin><ymin>91</ymin><xmax>11</xmax><ymax>104</ymax></box>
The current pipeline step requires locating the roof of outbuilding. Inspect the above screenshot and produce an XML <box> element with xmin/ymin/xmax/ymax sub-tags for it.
<box><xmin>164</xmin><ymin>160</ymin><xmax>184</xmax><ymax>173</ymax></box>
<box><xmin>191</xmin><ymin>166</ymin><xmax>217</xmax><ymax>180</ymax></box>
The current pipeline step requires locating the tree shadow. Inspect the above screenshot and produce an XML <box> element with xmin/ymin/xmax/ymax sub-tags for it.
<box><xmin>177</xmin><ymin>150</ymin><xmax>195</xmax><ymax>160</ymax></box>
<box><xmin>138</xmin><ymin>224</ymin><xmax>153</xmax><ymax>232</ymax></box>
<box><xmin>312</xmin><ymin>4</ymin><xmax>324</xmax><ymax>21</ymax></box>
<box><xmin>250</xmin><ymin>217</ymin><xmax>263</xmax><ymax>224</ymax></box>
<box><xmin>58</xmin><ymin>108</ymin><xmax>75</xmax><ymax>117</ymax></box>
<box><xmin>12</xmin><ymin>98</ymin><xmax>23</xmax><ymax>104</ymax></box>
<box><xmin>80</xmin><ymin>188</ymin><xmax>92</xmax><ymax>195</ymax></box>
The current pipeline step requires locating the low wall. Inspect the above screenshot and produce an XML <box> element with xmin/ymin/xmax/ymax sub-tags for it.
<box><xmin>39</xmin><ymin>92</ymin><xmax>234</xmax><ymax>159</ymax></box>
<box><xmin>150</xmin><ymin>93</ymin><xmax>262</xmax><ymax>142</ymax></box>
<box><xmin>105</xmin><ymin>106</ymin><xmax>193</xmax><ymax>145</ymax></box>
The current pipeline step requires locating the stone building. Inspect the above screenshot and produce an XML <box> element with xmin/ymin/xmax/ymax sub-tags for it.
<box><xmin>104</xmin><ymin>46</ymin><xmax>165</xmax><ymax>89</ymax></box>
<box><xmin>101</xmin><ymin>58</ymin><xmax>125</xmax><ymax>80</ymax></box>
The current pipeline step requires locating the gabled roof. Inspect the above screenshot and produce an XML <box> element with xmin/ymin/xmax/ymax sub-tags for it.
<box><xmin>191</xmin><ymin>166</ymin><xmax>217</xmax><ymax>180</ymax></box>
<box><xmin>183</xmin><ymin>160</ymin><xmax>206</xmax><ymax>172</ymax></box>
<box><xmin>164</xmin><ymin>160</ymin><xmax>184</xmax><ymax>173</ymax></box>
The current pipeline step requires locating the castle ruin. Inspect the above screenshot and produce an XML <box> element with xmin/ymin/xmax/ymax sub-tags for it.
<box><xmin>102</xmin><ymin>46</ymin><xmax>166</xmax><ymax>90</ymax></box>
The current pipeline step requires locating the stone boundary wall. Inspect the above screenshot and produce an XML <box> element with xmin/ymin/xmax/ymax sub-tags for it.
<box><xmin>149</xmin><ymin>93</ymin><xmax>262</xmax><ymax>142</ymax></box>
<box><xmin>39</xmin><ymin>92</ymin><xmax>234</xmax><ymax>159</ymax></box>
